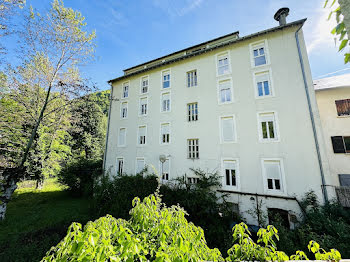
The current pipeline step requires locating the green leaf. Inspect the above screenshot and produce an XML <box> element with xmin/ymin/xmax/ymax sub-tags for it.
<box><xmin>339</xmin><ymin>39</ymin><xmax>348</xmax><ymax>51</ymax></box>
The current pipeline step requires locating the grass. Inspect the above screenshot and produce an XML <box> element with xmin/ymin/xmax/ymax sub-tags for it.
<box><xmin>0</xmin><ymin>179</ymin><xmax>93</xmax><ymax>262</ymax></box>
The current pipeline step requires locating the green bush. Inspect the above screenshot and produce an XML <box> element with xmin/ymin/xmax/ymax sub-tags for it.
<box><xmin>42</xmin><ymin>192</ymin><xmax>342</xmax><ymax>261</ymax></box>
<box><xmin>57</xmin><ymin>158</ymin><xmax>102</xmax><ymax>196</ymax></box>
<box><xmin>273</xmin><ymin>191</ymin><xmax>350</xmax><ymax>258</ymax></box>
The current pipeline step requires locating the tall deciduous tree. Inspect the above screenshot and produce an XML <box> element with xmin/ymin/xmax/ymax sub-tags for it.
<box><xmin>0</xmin><ymin>0</ymin><xmax>96</xmax><ymax>220</ymax></box>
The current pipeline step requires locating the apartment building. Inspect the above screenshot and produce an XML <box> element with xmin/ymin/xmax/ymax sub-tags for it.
<box><xmin>104</xmin><ymin>8</ymin><xmax>333</xmax><ymax>226</ymax></box>
<box><xmin>314</xmin><ymin>74</ymin><xmax>350</xmax><ymax>207</ymax></box>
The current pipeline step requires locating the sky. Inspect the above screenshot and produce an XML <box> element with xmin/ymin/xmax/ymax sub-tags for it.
<box><xmin>6</xmin><ymin>0</ymin><xmax>350</xmax><ymax>91</ymax></box>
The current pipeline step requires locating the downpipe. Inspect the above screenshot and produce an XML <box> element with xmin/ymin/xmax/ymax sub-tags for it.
<box><xmin>295</xmin><ymin>25</ymin><xmax>328</xmax><ymax>203</ymax></box>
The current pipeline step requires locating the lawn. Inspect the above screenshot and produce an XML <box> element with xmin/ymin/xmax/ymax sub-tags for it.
<box><xmin>0</xmin><ymin>179</ymin><xmax>93</xmax><ymax>262</ymax></box>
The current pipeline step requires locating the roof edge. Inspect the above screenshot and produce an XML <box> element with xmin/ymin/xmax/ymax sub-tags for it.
<box><xmin>108</xmin><ymin>18</ymin><xmax>306</xmax><ymax>84</ymax></box>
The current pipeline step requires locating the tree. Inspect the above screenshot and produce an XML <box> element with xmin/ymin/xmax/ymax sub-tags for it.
<box><xmin>325</xmin><ymin>0</ymin><xmax>350</xmax><ymax>63</ymax></box>
<box><xmin>0</xmin><ymin>0</ymin><xmax>96</xmax><ymax>220</ymax></box>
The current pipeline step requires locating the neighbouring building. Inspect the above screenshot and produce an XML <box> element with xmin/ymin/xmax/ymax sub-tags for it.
<box><xmin>314</xmin><ymin>74</ymin><xmax>350</xmax><ymax>207</ymax></box>
<box><xmin>104</xmin><ymin>8</ymin><xmax>335</xmax><ymax>226</ymax></box>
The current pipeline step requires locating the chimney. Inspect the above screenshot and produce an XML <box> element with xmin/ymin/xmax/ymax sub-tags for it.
<box><xmin>274</xmin><ymin>7</ymin><xmax>289</xmax><ymax>26</ymax></box>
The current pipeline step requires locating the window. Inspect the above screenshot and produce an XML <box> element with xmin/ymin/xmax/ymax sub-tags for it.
<box><xmin>339</xmin><ymin>174</ymin><xmax>350</xmax><ymax>187</ymax></box>
<box><xmin>160</xmin><ymin>123</ymin><xmax>170</xmax><ymax>144</ymax></box>
<box><xmin>122</xmin><ymin>82</ymin><xmax>129</xmax><ymax>98</ymax></box>
<box><xmin>258</xmin><ymin>112</ymin><xmax>278</xmax><ymax>141</ymax></box>
<box><xmin>138</xmin><ymin>126</ymin><xmax>146</xmax><ymax>145</ymax></box>
<box><xmin>162</xmin><ymin>70</ymin><xmax>170</xmax><ymax>89</ymax></box>
<box><xmin>218</xmin><ymin>79</ymin><xmax>232</xmax><ymax>103</ymax></box>
<box><xmin>255</xmin><ymin>71</ymin><xmax>272</xmax><ymax>97</ymax></box>
<box><xmin>252</xmin><ymin>43</ymin><xmax>267</xmax><ymax>67</ymax></box>
<box><xmin>335</xmin><ymin>99</ymin><xmax>350</xmax><ymax>116</ymax></box>
<box><xmin>331</xmin><ymin>136</ymin><xmax>350</xmax><ymax>153</ymax></box>
<box><xmin>116</xmin><ymin>158</ymin><xmax>123</xmax><ymax>175</ymax></box>
<box><xmin>140</xmin><ymin>97</ymin><xmax>148</xmax><ymax>116</ymax></box>
<box><xmin>217</xmin><ymin>53</ymin><xmax>230</xmax><ymax>75</ymax></box>
<box><xmin>121</xmin><ymin>102</ymin><xmax>128</xmax><ymax>119</ymax></box>
<box><xmin>263</xmin><ymin>160</ymin><xmax>283</xmax><ymax>192</ymax></box>
<box><xmin>187</xmin><ymin>177</ymin><xmax>199</xmax><ymax>184</ymax></box>
<box><xmin>220</xmin><ymin>116</ymin><xmax>236</xmax><ymax>143</ymax></box>
<box><xmin>160</xmin><ymin>159</ymin><xmax>170</xmax><ymax>181</ymax></box>
<box><xmin>136</xmin><ymin>158</ymin><xmax>145</xmax><ymax>174</ymax></box>
<box><xmin>268</xmin><ymin>208</ymin><xmax>290</xmax><ymax>229</ymax></box>
<box><xmin>188</xmin><ymin>103</ymin><xmax>198</xmax><ymax>121</ymax></box>
<box><xmin>223</xmin><ymin>160</ymin><xmax>237</xmax><ymax>187</ymax></box>
<box><xmin>141</xmin><ymin>76</ymin><xmax>149</xmax><ymax>94</ymax></box>
<box><xmin>118</xmin><ymin>128</ymin><xmax>126</xmax><ymax>146</ymax></box>
<box><xmin>188</xmin><ymin>139</ymin><xmax>199</xmax><ymax>159</ymax></box>
<box><xmin>187</xmin><ymin>70</ymin><xmax>197</xmax><ymax>87</ymax></box>
<box><xmin>161</xmin><ymin>92</ymin><xmax>171</xmax><ymax>112</ymax></box>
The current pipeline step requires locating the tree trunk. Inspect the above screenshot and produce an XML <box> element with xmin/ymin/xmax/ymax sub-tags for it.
<box><xmin>0</xmin><ymin>168</ymin><xmax>21</xmax><ymax>220</ymax></box>
<box><xmin>35</xmin><ymin>179</ymin><xmax>44</xmax><ymax>190</ymax></box>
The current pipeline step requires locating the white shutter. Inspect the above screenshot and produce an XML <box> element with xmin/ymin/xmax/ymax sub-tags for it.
<box><xmin>139</xmin><ymin>126</ymin><xmax>146</xmax><ymax>141</ymax></box>
<box><xmin>224</xmin><ymin>160</ymin><xmax>236</xmax><ymax>170</ymax></box>
<box><xmin>119</xmin><ymin>128</ymin><xmax>125</xmax><ymax>145</ymax></box>
<box><xmin>259</xmin><ymin>113</ymin><xmax>274</xmax><ymax>122</ymax></box>
<box><xmin>264</xmin><ymin>161</ymin><xmax>281</xmax><ymax>179</ymax></box>
<box><xmin>136</xmin><ymin>159</ymin><xmax>145</xmax><ymax>173</ymax></box>
<box><xmin>222</xmin><ymin>117</ymin><xmax>234</xmax><ymax>142</ymax></box>
<box><xmin>161</xmin><ymin>124</ymin><xmax>169</xmax><ymax>135</ymax></box>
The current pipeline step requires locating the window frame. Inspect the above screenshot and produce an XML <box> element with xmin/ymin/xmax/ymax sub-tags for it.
<box><xmin>249</xmin><ymin>39</ymin><xmax>270</xmax><ymax>68</ymax></box>
<box><xmin>118</xmin><ymin>127</ymin><xmax>127</xmax><ymax>147</ymax></box>
<box><xmin>217</xmin><ymin>77</ymin><xmax>234</xmax><ymax>105</ymax></box>
<box><xmin>161</xmin><ymin>69</ymin><xmax>171</xmax><ymax>90</ymax></box>
<box><xmin>221</xmin><ymin>158</ymin><xmax>240</xmax><ymax>191</ymax></box>
<box><xmin>159</xmin><ymin>158</ymin><xmax>171</xmax><ymax>182</ymax></box>
<box><xmin>253</xmin><ymin>69</ymin><xmax>274</xmax><ymax>99</ymax></box>
<box><xmin>139</xmin><ymin>96</ymin><xmax>148</xmax><ymax>117</ymax></box>
<box><xmin>140</xmin><ymin>75</ymin><xmax>149</xmax><ymax>94</ymax></box>
<box><xmin>219</xmin><ymin>115</ymin><xmax>237</xmax><ymax>144</ymax></box>
<box><xmin>257</xmin><ymin>111</ymin><xmax>280</xmax><ymax>143</ymax></box>
<box><xmin>137</xmin><ymin>125</ymin><xmax>147</xmax><ymax>146</ymax></box>
<box><xmin>116</xmin><ymin>157</ymin><xmax>124</xmax><ymax>175</ymax></box>
<box><xmin>120</xmin><ymin>101</ymin><xmax>128</xmax><ymax>119</ymax></box>
<box><xmin>121</xmin><ymin>81</ymin><xmax>130</xmax><ymax>99</ymax></box>
<box><xmin>160</xmin><ymin>91</ymin><xmax>171</xmax><ymax>113</ymax></box>
<box><xmin>186</xmin><ymin>69</ymin><xmax>198</xmax><ymax>88</ymax></box>
<box><xmin>135</xmin><ymin>157</ymin><xmax>146</xmax><ymax>175</ymax></box>
<box><xmin>187</xmin><ymin>138</ymin><xmax>199</xmax><ymax>159</ymax></box>
<box><xmin>187</xmin><ymin>102</ymin><xmax>199</xmax><ymax>122</ymax></box>
<box><xmin>261</xmin><ymin>158</ymin><xmax>287</xmax><ymax>195</ymax></box>
<box><xmin>215</xmin><ymin>51</ymin><xmax>232</xmax><ymax>77</ymax></box>
<box><xmin>160</xmin><ymin>122</ymin><xmax>171</xmax><ymax>145</ymax></box>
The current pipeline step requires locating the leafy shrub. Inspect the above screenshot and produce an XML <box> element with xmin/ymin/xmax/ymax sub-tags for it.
<box><xmin>160</xmin><ymin>168</ymin><xmax>238</xmax><ymax>253</ymax></box>
<box><xmin>273</xmin><ymin>191</ymin><xmax>350</xmax><ymax>258</ymax></box>
<box><xmin>93</xmin><ymin>170</ymin><xmax>158</xmax><ymax>219</ymax></box>
<box><xmin>42</xmin><ymin>193</ymin><xmax>341</xmax><ymax>261</ymax></box>
<box><xmin>57</xmin><ymin>158</ymin><xmax>102</xmax><ymax>196</ymax></box>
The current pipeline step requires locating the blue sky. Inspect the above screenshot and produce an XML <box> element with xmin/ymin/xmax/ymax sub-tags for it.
<box><xmin>6</xmin><ymin>0</ymin><xmax>350</xmax><ymax>91</ymax></box>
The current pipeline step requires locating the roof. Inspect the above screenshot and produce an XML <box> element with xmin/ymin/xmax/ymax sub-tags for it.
<box><xmin>313</xmin><ymin>73</ymin><xmax>350</xmax><ymax>91</ymax></box>
<box><xmin>108</xmin><ymin>18</ymin><xmax>306</xmax><ymax>84</ymax></box>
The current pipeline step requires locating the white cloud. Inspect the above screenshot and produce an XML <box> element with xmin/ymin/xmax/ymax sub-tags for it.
<box><xmin>304</xmin><ymin>5</ymin><xmax>338</xmax><ymax>54</ymax></box>
<box><xmin>153</xmin><ymin>0</ymin><xmax>203</xmax><ymax>17</ymax></box>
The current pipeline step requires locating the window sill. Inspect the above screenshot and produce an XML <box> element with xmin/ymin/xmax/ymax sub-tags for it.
<box><xmin>117</xmin><ymin>145</ymin><xmax>127</xmax><ymax>148</ymax></box>
<box><xmin>265</xmin><ymin>189</ymin><xmax>287</xmax><ymax>197</ymax></box>
<box><xmin>187</xmin><ymin>158</ymin><xmax>200</xmax><ymax>160</ymax></box>
<box><xmin>337</xmin><ymin>115</ymin><xmax>350</xmax><ymax>118</ymax></box>
<box><xmin>255</xmin><ymin>95</ymin><xmax>275</xmax><ymax>100</ymax></box>
<box><xmin>259</xmin><ymin>139</ymin><xmax>280</xmax><ymax>143</ymax></box>
<box><xmin>251</xmin><ymin>63</ymin><xmax>271</xmax><ymax>70</ymax></box>
<box><xmin>218</xmin><ymin>101</ymin><xmax>234</xmax><ymax>105</ymax></box>
<box><xmin>216</xmin><ymin>72</ymin><xmax>232</xmax><ymax>78</ymax></box>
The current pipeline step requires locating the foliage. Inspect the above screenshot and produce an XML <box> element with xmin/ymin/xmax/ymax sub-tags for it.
<box><xmin>57</xmin><ymin>158</ymin><xmax>102</xmax><ymax>196</ymax></box>
<box><xmin>69</xmin><ymin>94</ymin><xmax>107</xmax><ymax>160</ymax></box>
<box><xmin>325</xmin><ymin>0</ymin><xmax>350</xmax><ymax>63</ymax></box>
<box><xmin>160</xmin><ymin>168</ymin><xmax>237</xmax><ymax>253</ymax></box>
<box><xmin>42</xmin><ymin>192</ymin><xmax>224</xmax><ymax>262</ymax></box>
<box><xmin>273</xmin><ymin>191</ymin><xmax>350</xmax><ymax>258</ymax></box>
<box><xmin>42</xmin><ymin>192</ymin><xmax>341</xmax><ymax>262</ymax></box>
<box><xmin>93</xmin><ymin>171</ymin><xmax>158</xmax><ymax>219</ymax></box>
<box><xmin>0</xmin><ymin>178</ymin><xmax>92</xmax><ymax>262</ymax></box>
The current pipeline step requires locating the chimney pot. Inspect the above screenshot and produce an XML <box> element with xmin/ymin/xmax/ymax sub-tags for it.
<box><xmin>274</xmin><ymin>7</ymin><xmax>289</xmax><ymax>26</ymax></box>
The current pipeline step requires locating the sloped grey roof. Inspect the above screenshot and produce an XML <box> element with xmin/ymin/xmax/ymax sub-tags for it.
<box><xmin>314</xmin><ymin>73</ymin><xmax>350</xmax><ymax>91</ymax></box>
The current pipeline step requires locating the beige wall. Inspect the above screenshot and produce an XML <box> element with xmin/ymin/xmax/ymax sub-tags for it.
<box><xmin>105</xmin><ymin>26</ymin><xmax>332</xmax><ymax>225</ymax></box>
<box><xmin>316</xmin><ymin>87</ymin><xmax>350</xmax><ymax>186</ymax></box>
